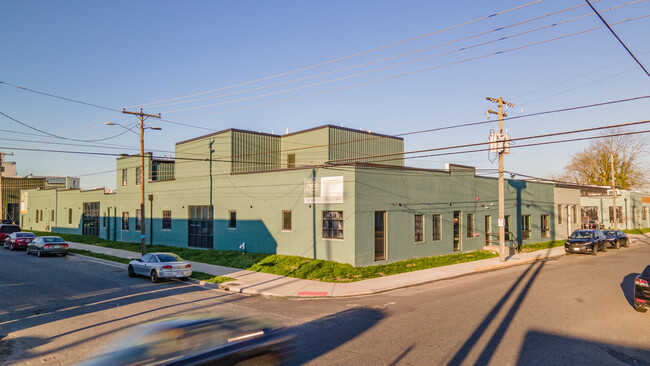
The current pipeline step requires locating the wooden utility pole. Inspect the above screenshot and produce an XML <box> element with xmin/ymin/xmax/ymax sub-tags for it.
<box><xmin>0</xmin><ymin>152</ymin><xmax>14</xmax><ymax>222</ymax></box>
<box><xmin>122</xmin><ymin>109</ymin><xmax>161</xmax><ymax>256</ymax></box>
<box><xmin>487</xmin><ymin>97</ymin><xmax>514</xmax><ymax>262</ymax></box>
<box><xmin>611</xmin><ymin>152</ymin><xmax>617</xmax><ymax>229</ymax></box>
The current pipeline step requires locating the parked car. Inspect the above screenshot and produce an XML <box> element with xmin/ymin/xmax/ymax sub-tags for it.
<box><xmin>4</xmin><ymin>232</ymin><xmax>36</xmax><ymax>250</ymax></box>
<box><xmin>634</xmin><ymin>265</ymin><xmax>650</xmax><ymax>313</ymax></box>
<box><xmin>603</xmin><ymin>230</ymin><xmax>629</xmax><ymax>249</ymax></box>
<box><xmin>565</xmin><ymin>229</ymin><xmax>607</xmax><ymax>255</ymax></box>
<box><xmin>0</xmin><ymin>224</ymin><xmax>21</xmax><ymax>243</ymax></box>
<box><xmin>77</xmin><ymin>313</ymin><xmax>296</xmax><ymax>366</ymax></box>
<box><xmin>128</xmin><ymin>252</ymin><xmax>192</xmax><ymax>283</ymax></box>
<box><xmin>26</xmin><ymin>236</ymin><xmax>69</xmax><ymax>257</ymax></box>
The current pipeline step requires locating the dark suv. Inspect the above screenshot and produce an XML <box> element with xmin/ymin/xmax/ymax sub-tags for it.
<box><xmin>565</xmin><ymin>229</ymin><xmax>607</xmax><ymax>255</ymax></box>
<box><xmin>634</xmin><ymin>265</ymin><xmax>650</xmax><ymax>313</ymax></box>
<box><xmin>0</xmin><ymin>224</ymin><xmax>21</xmax><ymax>242</ymax></box>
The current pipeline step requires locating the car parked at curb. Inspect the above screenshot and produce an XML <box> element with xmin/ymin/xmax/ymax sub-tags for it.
<box><xmin>128</xmin><ymin>252</ymin><xmax>192</xmax><ymax>283</ymax></box>
<box><xmin>634</xmin><ymin>265</ymin><xmax>650</xmax><ymax>313</ymax></box>
<box><xmin>4</xmin><ymin>232</ymin><xmax>36</xmax><ymax>251</ymax></box>
<box><xmin>0</xmin><ymin>224</ymin><xmax>21</xmax><ymax>243</ymax></box>
<box><xmin>565</xmin><ymin>229</ymin><xmax>607</xmax><ymax>255</ymax></box>
<box><xmin>26</xmin><ymin>236</ymin><xmax>69</xmax><ymax>257</ymax></box>
<box><xmin>603</xmin><ymin>230</ymin><xmax>629</xmax><ymax>249</ymax></box>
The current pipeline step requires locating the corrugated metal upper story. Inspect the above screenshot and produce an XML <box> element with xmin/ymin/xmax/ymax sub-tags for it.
<box><xmin>174</xmin><ymin>125</ymin><xmax>404</xmax><ymax>173</ymax></box>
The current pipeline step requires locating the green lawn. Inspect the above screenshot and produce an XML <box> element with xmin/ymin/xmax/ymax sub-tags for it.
<box><xmin>622</xmin><ymin>228</ymin><xmax>650</xmax><ymax>235</ymax></box>
<box><xmin>35</xmin><ymin>230</ymin><xmax>562</xmax><ymax>283</ymax></box>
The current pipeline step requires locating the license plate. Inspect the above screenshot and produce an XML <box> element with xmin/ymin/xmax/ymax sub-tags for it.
<box><xmin>53</xmin><ymin>245</ymin><xmax>61</xmax><ymax>249</ymax></box>
<box><xmin>573</xmin><ymin>248</ymin><xmax>580</xmax><ymax>251</ymax></box>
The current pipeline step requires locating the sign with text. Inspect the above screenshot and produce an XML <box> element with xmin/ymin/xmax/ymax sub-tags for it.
<box><xmin>304</xmin><ymin>176</ymin><xmax>344</xmax><ymax>204</ymax></box>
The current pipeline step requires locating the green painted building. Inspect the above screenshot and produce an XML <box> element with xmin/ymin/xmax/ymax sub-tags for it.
<box><xmin>22</xmin><ymin>125</ymin><xmax>558</xmax><ymax>266</ymax></box>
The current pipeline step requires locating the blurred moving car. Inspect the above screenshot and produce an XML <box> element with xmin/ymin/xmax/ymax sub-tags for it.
<box><xmin>27</xmin><ymin>236</ymin><xmax>69</xmax><ymax>257</ymax></box>
<box><xmin>602</xmin><ymin>230</ymin><xmax>629</xmax><ymax>249</ymax></box>
<box><xmin>77</xmin><ymin>314</ymin><xmax>296</xmax><ymax>365</ymax></box>
<box><xmin>128</xmin><ymin>253</ymin><xmax>192</xmax><ymax>283</ymax></box>
<box><xmin>564</xmin><ymin>229</ymin><xmax>607</xmax><ymax>255</ymax></box>
<box><xmin>634</xmin><ymin>265</ymin><xmax>650</xmax><ymax>313</ymax></box>
<box><xmin>3</xmin><ymin>232</ymin><xmax>36</xmax><ymax>251</ymax></box>
<box><xmin>0</xmin><ymin>224</ymin><xmax>21</xmax><ymax>243</ymax></box>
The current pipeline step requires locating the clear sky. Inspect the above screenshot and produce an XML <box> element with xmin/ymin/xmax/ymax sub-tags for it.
<box><xmin>1</xmin><ymin>0</ymin><xmax>649</xmax><ymax>189</ymax></box>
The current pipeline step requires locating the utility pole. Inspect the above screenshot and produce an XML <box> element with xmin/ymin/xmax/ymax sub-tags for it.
<box><xmin>487</xmin><ymin>97</ymin><xmax>514</xmax><ymax>262</ymax></box>
<box><xmin>122</xmin><ymin>109</ymin><xmax>161</xmax><ymax>256</ymax></box>
<box><xmin>0</xmin><ymin>152</ymin><xmax>14</xmax><ymax>222</ymax></box>
<box><xmin>611</xmin><ymin>152</ymin><xmax>617</xmax><ymax>229</ymax></box>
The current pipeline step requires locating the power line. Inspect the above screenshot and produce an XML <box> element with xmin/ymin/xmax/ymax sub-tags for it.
<box><xmin>585</xmin><ymin>0</ymin><xmax>650</xmax><ymax>78</ymax></box>
<box><xmin>0</xmin><ymin>81</ymin><xmax>120</xmax><ymax>112</ymax></box>
<box><xmin>131</xmin><ymin>0</ymin><xmax>545</xmax><ymax>109</ymax></box>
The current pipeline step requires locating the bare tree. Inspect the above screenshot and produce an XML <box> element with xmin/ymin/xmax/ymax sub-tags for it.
<box><xmin>556</xmin><ymin>128</ymin><xmax>648</xmax><ymax>189</ymax></box>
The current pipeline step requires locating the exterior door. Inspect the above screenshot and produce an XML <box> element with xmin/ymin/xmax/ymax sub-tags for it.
<box><xmin>484</xmin><ymin>215</ymin><xmax>491</xmax><ymax>246</ymax></box>
<box><xmin>188</xmin><ymin>205</ymin><xmax>213</xmax><ymax>249</ymax></box>
<box><xmin>453</xmin><ymin>211</ymin><xmax>462</xmax><ymax>251</ymax></box>
<box><xmin>374</xmin><ymin>211</ymin><xmax>386</xmax><ymax>261</ymax></box>
<box><xmin>82</xmin><ymin>202</ymin><xmax>100</xmax><ymax>237</ymax></box>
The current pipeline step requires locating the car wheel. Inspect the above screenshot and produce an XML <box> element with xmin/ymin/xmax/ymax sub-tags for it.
<box><xmin>128</xmin><ymin>265</ymin><xmax>136</xmax><ymax>278</ymax></box>
<box><xmin>37</xmin><ymin>248</ymin><xmax>43</xmax><ymax>257</ymax></box>
<box><xmin>626</xmin><ymin>239</ymin><xmax>630</xmax><ymax>247</ymax></box>
<box><xmin>615</xmin><ymin>241</ymin><xmax>620</xmax><ymax>249</ymax></box>
<box><xmin>180</xmin><ymin>277</ymin><xmax>189</xmax><ymax>281</ymax></box>
<box><xmin>602</xmin><ymin>244</ymin><xmax>607</xmax><ymax>252</ymax></box>
<box><xmin>591</xmin><ymin>247</ymin><xmax>597</xmax><ymax>256</ymax></box>
<box><xmin>61</xmin><ymin>252</ymin><xmax>67</xmax><ymax>257</ymax></box>
<box><xmin>9</xmin><ymin>243</ymin><xmax>14</xmax><ymax>251</ymax></box>
<box><xmin>634</xmin><ymin>303</ymin><xmax>647</xmax><ymax>313</ymax></box>
<box><xmin>150</xmin><ymin>270</ymin><xmax>160</xmax><ymax>283</ymax></box>
<box><xmin>26</xmin><ymin>247</ymin><xmax>30</xmax><ymax>255</ymax></box>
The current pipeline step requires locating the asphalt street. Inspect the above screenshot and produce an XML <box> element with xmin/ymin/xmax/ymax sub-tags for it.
<box><xmin>1</xmin><ymin>239</ymin><xmax>650</xmax><ymax>365</ymax></box>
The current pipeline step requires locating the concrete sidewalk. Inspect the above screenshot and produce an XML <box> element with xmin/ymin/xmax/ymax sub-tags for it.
<box><xmin>68</xmin><ymin>236</ymin><xmax>645</xmax><ymax>298</ymax></box>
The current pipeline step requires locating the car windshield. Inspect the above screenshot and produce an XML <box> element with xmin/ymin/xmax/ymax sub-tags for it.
<box><xmin>570</xmin><ymin>231</ymin><xmax>593</xmax><ymax>239</ymax></box>
<box><xmin>43</xmin><ymin>237</ymin><xmax>65</xmax><ymax>243</ymax></box>
<box><xmin>156</xmin><ymin>254</ymin><xmax>183</xmax><ymax>262</ymax></box>
<box><xmin>603</xmin><ymin>230</ymin><xmax>616</xmax><ymax>236</ymax></box>
<box><xmin>17</xmin><ymin>233</ymin><xmax>36</xmax><ymax>238</ymax></box>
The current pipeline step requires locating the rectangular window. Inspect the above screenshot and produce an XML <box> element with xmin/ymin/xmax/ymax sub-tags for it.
<box><xmin>521</xmin><ymin>215</ymin><xmax>531</xmax><ymax>240</ymax></box>
<box><xmin>414</xmin><ymin>214</ymin><xmax>424</xmax><ymax>242</ymax></box>
<box><xmin>68</xmin><ymin>208</ymin><xmax>72</xmax><ymax>224</ymax></box>
<box><xmin>102</xmin><ymin>213</ymin><xmax>106</xmax><ymax>228</ymax></box>
<box><xmin>51</xmin><ymin>210</ymin><xmax>54</xmax><ymax>222</ymax></box>
<box><xmin>541</xmin><ymin>214</ymin><xmax>550</xmax><ymax>238</ymax></box>
<box><xmin>135</xmin><ymin>209</ymin><xmax>141</xmax><ymax>231</ymax></box>
<box><xmin>467</xmin><ymin>213</ymin><xmax>474</xmax><ymax>238</ymax></box>
<box><xmin>122</xmin><ymin>169</ymin><xmax>128</xmax><ymax>186</ymax></box>
<box><xmin>135</xmin><ymin>167</ymin><xmax>141</xmax><ymax>185</ymax></box>
<box><xmin>282</xmin><ymin>210</ymin><xmax>292</xmax><ymax>231</ymax></box>
<box><xmin>287</xmin><ymin>154</ymin><xmax>296</xmax><ymax>168</ymax></box>
<box><xmin>39</xmin><ymin>210</ymin><xmax>43</xmax><ymax>222</ymax></box>
<box><xmin>162</xmin><ymin>210</ymin><xmax>172</xmax><ymax>230</ymax></box>
<box><xmin>122</xmin><ymin>212</ymin><xmax>129</xmax><ymax>230</ymax></box>
<box><xmin>571</xmin><ymin>206</ymin><xmax>577</xmax><ymax>224</ymax></box>
<box><xmin>229</xmin><ymin>210</ymin><xmax>236</xmax><ymax>229</ymax></box>
<box><xmin>644</xmin><ymin>207</ymin><xmax>648</xmax><ymax>221</ymax></box>
<box><xmin>35</xmin><ymin>210</ymin><xmax>39</xmax><ymax>223</ymax></box>
<box><xmin>505</xmin><ymin>215</ymin><xmax>511</xmax><ymax>241</ymax></box>
<box><xmin>608</xmin><ymin>206</ymin><xmax>623</xmax><ymax>223</ymax></box>
<box><xmin>432</xmin><ymin>214</ymin><xmax>442</xmax><ymax>241</ymax></box>
<box><xmin>323</xmin><ymin>210</ymin><xmax>343</xmax><ymax>239</ymax></box>
<box><xmin>557</xmin><ymin>205</ymin><xmax>563</xmax><ymax>224</ymax></box>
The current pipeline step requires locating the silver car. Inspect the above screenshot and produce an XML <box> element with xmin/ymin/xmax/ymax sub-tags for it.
<box><xmin>128</xmin><ymin>252</ymin><xmax>192</xmax><ymax>283</ymax></box>
<box><xmin>27</xmin><ymin>236</ymin><xmax>69</xmax><ymax>257</ymax></box>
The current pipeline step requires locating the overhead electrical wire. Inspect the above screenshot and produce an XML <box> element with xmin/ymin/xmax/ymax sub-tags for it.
<box><xmin>131</xmin><ymin>0</ymin><xmax>546</xmax><ymax>109</ymax></box>
<box><xmin>150</xmin><ymin>1</ymin><xmax>616</xmax><ymax>110</ymax></box>
<box><xmin>0</xmin><ymin>81</ymin><xmax>120</xmax><ymax>112</ymax></box>
<box><xmin>174</xmin><ymin>13</ymin><xmax>650</xmax><ymax>121</ymax></box>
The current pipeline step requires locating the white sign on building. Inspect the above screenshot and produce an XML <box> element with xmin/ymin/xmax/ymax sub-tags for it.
<box><xmin>304</xmin><ymin>176</ymin><xmax>344</xmax><ymax>204</ymax></box>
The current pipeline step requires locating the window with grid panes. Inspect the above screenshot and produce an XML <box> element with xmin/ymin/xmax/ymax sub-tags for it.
<box><xmin>322</xmin><ymin>211</ymin><xmax>343</xmax><ymax>239</ymax></box>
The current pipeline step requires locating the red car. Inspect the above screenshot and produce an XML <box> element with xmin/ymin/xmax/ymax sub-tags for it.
<box><xmin>0</xmin><ymin>224</ymin><xmax>21</xmax><ymax>243</ymax></box>
<box><xmin>4</xmin><ymin>232</ymin><xmax>36</xmax><ymax>251</ymax></box>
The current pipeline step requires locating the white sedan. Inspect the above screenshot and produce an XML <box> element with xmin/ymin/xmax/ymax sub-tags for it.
<box><xmin>128</xmin><ymin>252</ymin><xmax>192</xmax><ymax>283</ymax></box>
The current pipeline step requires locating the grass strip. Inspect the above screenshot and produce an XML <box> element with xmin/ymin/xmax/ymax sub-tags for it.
<box><xmin>68</xmin><ymin>249</ymin><xmax>234</xmax><ymax>283</ymax></box>
<box><xmin>622</xmin><ymin>228</ymin><xmax>650</xmax><ymax>235</ymax></box>
<box><xmin>519</xmin><ymin>239</ymin><xmax>565</xmax><ymax>253</ymax></box>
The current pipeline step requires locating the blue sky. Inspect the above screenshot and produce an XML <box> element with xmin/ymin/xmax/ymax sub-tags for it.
<box><xmin>1</xmin><ymin>0</ymin><xmax>649</xmax><ymax>189</ymax></box>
